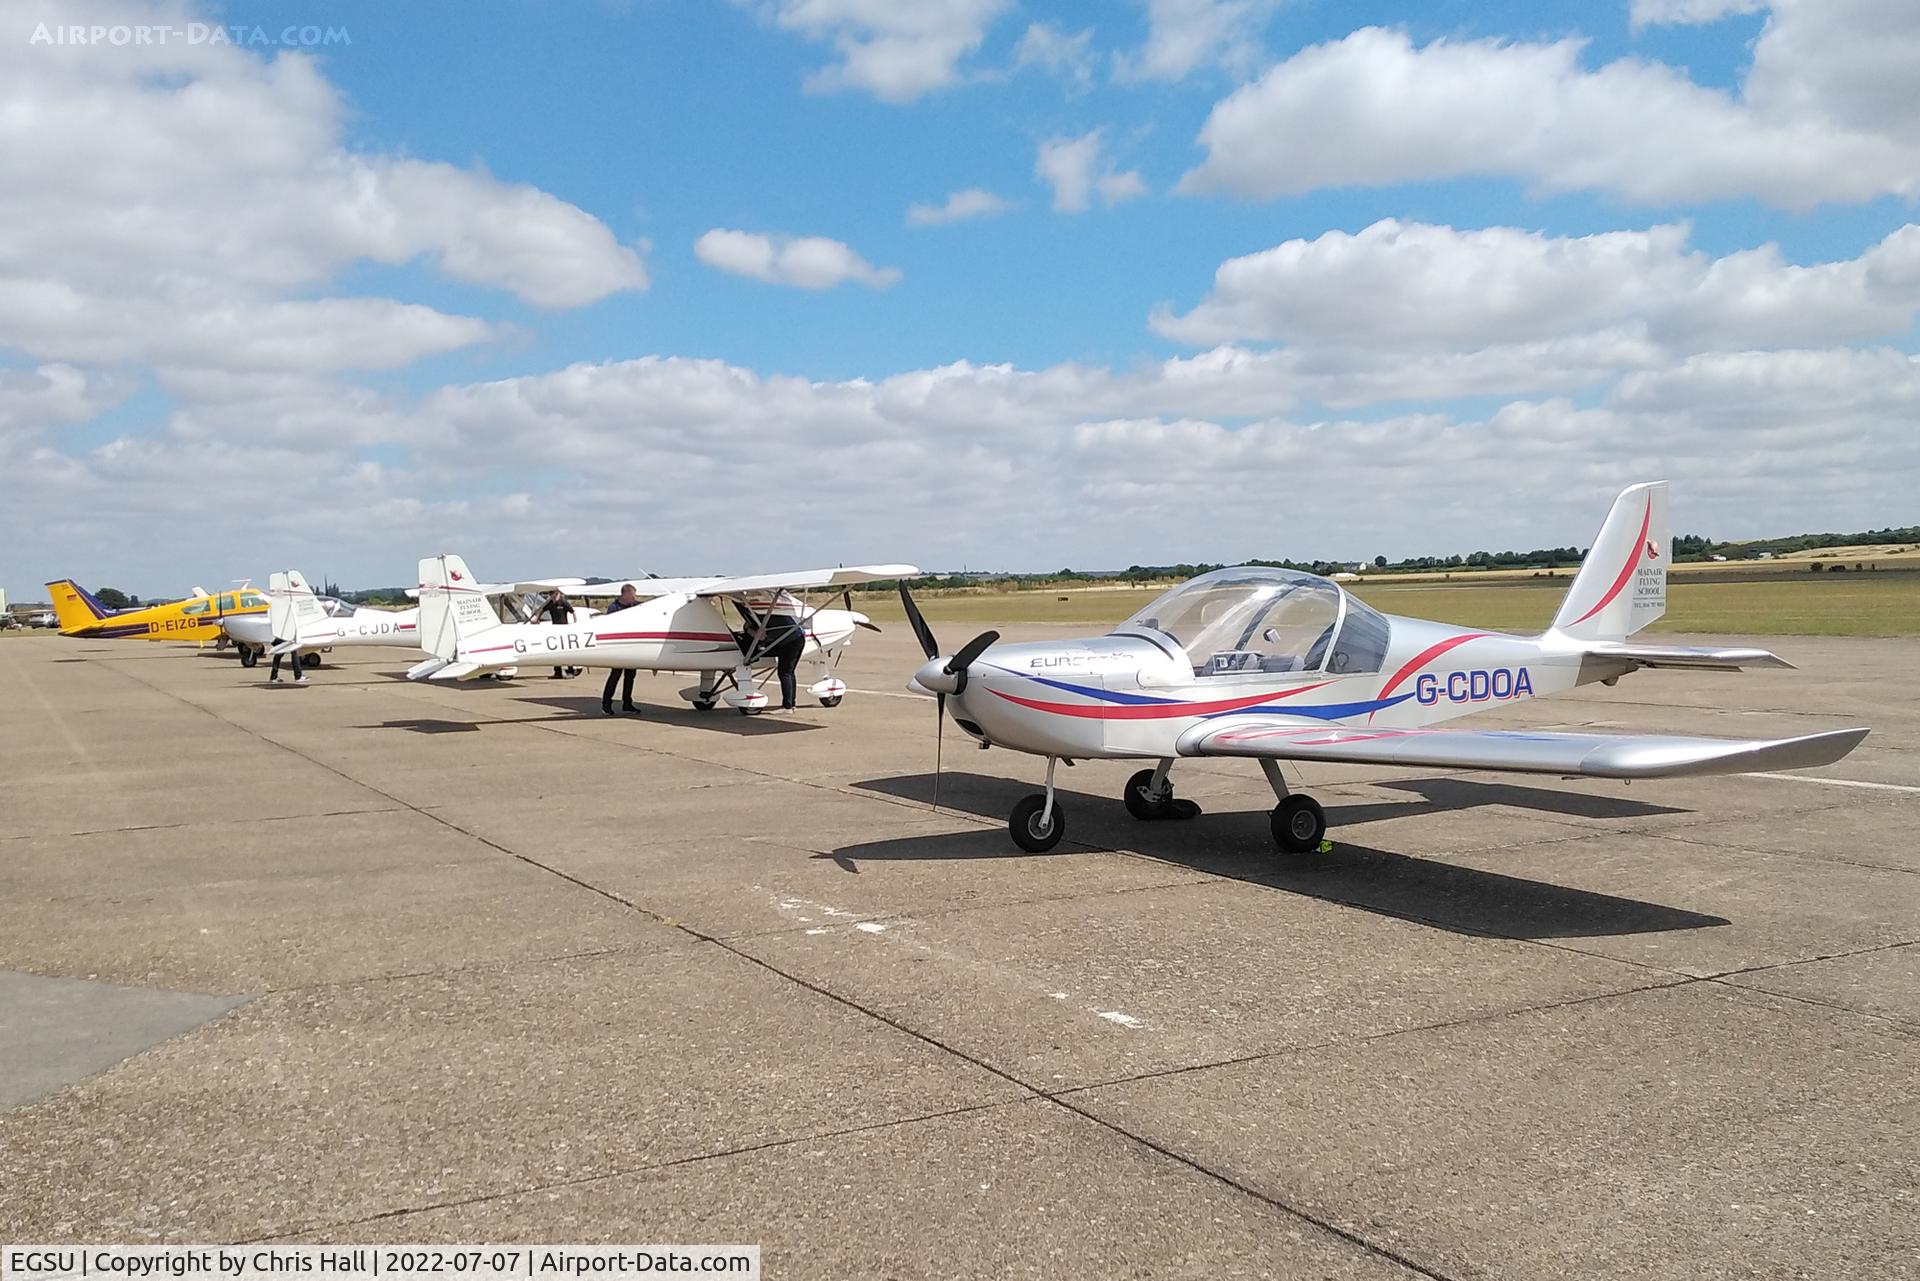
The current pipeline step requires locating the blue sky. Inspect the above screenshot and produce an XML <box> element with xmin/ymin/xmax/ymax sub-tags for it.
<box><xmin>2</xmin><ymin>0</ymin><xmax>1917</xmax><ymax>597</ymax></box>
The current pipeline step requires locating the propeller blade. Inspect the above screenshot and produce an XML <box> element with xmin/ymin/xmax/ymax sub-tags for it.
<box><xmin>844</xmin><ymin>587</ymin><xmax>882</xmax><ymax>632</ymax></box>
<box><xmin>899</xmin><ymin>583</ymin><xmax>939</xmax><ymax>660</ymax></box>
<box><xmin>944</xmin><ymin>630</ymin><xmax>999</xmax><ymax>677</ymax></box>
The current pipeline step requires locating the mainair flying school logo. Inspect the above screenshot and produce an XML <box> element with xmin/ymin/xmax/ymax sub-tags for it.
<box><xmin>1635</xmin><ymin>538</ymin><xmax>1666</xmax><ymax>610</ymax></box>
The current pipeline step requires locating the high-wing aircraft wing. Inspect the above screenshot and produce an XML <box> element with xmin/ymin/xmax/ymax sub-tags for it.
<box><xmin>404</xmin><ymin>577</ymin><xmax>586</xmax><ymax>600</ymax></box>
<box><xmin>691</xmin><ymin>564</ymin><xmax>920</xmax><ymax>597</ymax></box>
<box><xmin>573</xmin><ymin>565</ymin><xmax>918</xmax><ymax>600</ymax></box>
<box><xmin>568</xmin><ymin>577</ymin><xmax>726</xmax><ymax>599</ymax></box>
<box><xmin>1179</xmin><ymin>720</ymin><xmax>1869</xmax><ymax>780</ymax></box>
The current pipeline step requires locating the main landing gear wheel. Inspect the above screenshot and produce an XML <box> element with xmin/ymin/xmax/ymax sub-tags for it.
<box><xmin>301</xmin><ymin>652</ymin><xmax>321</xmax><ymax>669</ymax></box>
<box><xmin>1009</xmin><ymin>794</ymin><xmax>1065</xmax><ymax>852</ymax></box>
<box><xmin>819</xmin><ymin>694</ymin><xmax>843</xmax><ymax>708</ymax></box>
<box><xmin>238</xmin><ymin>646</ymin><xmax>259</xmax><ymax>669</ymax></box>
<box><xmin>1270</xmin><ymin>794</ymin><xmax>1327</xmax><ymax>855</ymax></box>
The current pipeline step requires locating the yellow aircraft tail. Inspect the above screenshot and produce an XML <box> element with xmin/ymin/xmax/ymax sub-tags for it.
<box><xmin>46</xmin><ymin>579</ymin><xmax>112</xmax><ymax>633</ymax></box>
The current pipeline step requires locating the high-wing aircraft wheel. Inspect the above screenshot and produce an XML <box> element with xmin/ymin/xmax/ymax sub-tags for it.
<box><xmin>1123</xmin><ymin>768</ymin><xmax>1175</xmax><ymax>820</ymax></box>
<box><xmin>1010</xmin><ymin>794</ymin><xmax>1065</xmax><ymax>852</ymax></box>
<box><xmin>738</xmin><ymin>705</ymin><xmax>761</xmax><ymax>717</ymax></box>
<box><xmin>238</xmin><ymin>646</ymin><xmax>259</xmax><ymax>669</ymax></box>
<box><xmin>692</xmin><ymin>697</ymin><xmax>716</xmax><ymax>711</ymax></box>
<box><xmin>1270</xmin><ymin>795</ymin><xmax>1326</xmax><ymax>855</ymax></box>
<box><xmin>819</xmin><ymin>695</ymin><xmax>843</xmax><ymax>708</ymax></box>
<box><xmin>301</xmin><ymin>652</ymin><xmax>321</xmax><ymax>669</ymax></box>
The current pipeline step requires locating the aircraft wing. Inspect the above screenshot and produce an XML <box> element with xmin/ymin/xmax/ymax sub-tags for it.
<box><xmin>566</xmin><ymin>566</ymin><xmax>918</xmax><ymax>600</ymax></box>
<box><xmin>404</xmin><ymin>578</ymin><xmax>587</xmax><ymax>600</ymax></box>
<box><xmin>568</xmin><ymin>577</ymin><xmax>726</xmax><ymax>599</ymax></box>
<box><xmin>691</xmin><ymin>564</ymin><xmax>921</xmax><ymax>598</ymax></box>
<box><xmin>1179</xmin><ymin>720</ymin><xmax>1869</xmax><ymax>780</ymax></box>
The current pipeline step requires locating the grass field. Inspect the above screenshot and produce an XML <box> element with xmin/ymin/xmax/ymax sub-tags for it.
<box><xmin>858</xmin><ymin>571</ymin><xmax>1920</xmax><ymax>637</ymax></box>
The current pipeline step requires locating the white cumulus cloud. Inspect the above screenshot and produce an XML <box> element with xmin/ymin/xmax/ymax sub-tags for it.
<box><xmin>1154</xmin><ymin>219</ymin><xmax>1920</xmax><ymax>353</ymax></box>
<box><xmin>907</xmin><ymin>187</ymin><xmax>1015</xmax><ymax>226</ymax></box>
<box><xmin>1115</xmin><ymin>0</ymin><xmax>1282</xmax><ymax>82</ymax></box>
<box><xmin>1181</xmin><ymin>6</ymin><xmax>1920</xmax><ymax>207</ymax></box>
<box><xmin>694</xmin><ymin>229</ymin><xmax>902</xmax><ymax>290</ymax></box>
<box><xmin>765</xmin><ymin>0</ymin><xmax>1011</xmax><ymax>103</ymax></box>
<box><xmin>1036</xmin><ymin>130</ymin><xmax>1149</xmax><ymax>213</ymax></box>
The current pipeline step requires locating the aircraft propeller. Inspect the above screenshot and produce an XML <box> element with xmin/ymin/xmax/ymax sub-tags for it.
<box><xmin>898</xmin><ymin>583</ymin><xmax>998</xmax><ymax>809</ymax></box>
<box><xmin>842</xmin><ymin>588</ymin><xmax>883</xmax><ymax>632</ymax></box>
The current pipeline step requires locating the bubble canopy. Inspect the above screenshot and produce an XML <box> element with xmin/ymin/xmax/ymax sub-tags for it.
<box><xmin>1112</xmin><ymin>566</ymin><xmax>1392</xmax><ymax>677</ymax></box>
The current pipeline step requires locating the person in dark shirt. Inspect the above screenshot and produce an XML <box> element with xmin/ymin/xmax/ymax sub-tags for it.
<box><xmin>601</xmin><ymin>583</ymin><xmax>640</xmax><ymax>715</ymax></box>
<box><xmin>542</xmin><ymin>590</ymin><xmax>574</xmax><ymax>679</ymax></box>
<box><xmin>753</xmin><ymin>603</ymin><xmax>806</xmax><ymax>711</ymax></box>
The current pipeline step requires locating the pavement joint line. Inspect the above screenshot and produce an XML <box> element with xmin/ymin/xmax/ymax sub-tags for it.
<box><xmin>249</xmin><ymin>944</ymin><xmax>648</xmax><ymax>999</ymax></box>
<box><xmin>235</xmin><ymin>1096</ymin><xmax>1031</xmax><ymax>1246</ymax></box>
<box><xmin>1698</xmin><ymin>935</ymin><xmax>1920</xmax><ymax>983</ymax></box>
<box><xmin>0</xmin><ymin>805</ymin><xmax>413</xmax><ymax>844</ymax></box>
<box><xmin>1704</xmin><ymin>973</ymin><xmax>1920</xmax><ymax>1037</ymax></box>
<box><xmin>1050</xmin><ymin>973</ymin><xmax>1700</xmax><ymax>1100</ymax></box>
<box><xmin>1636</xmin><ymin>830</ymin><xmax>1920</xmax><ymax>879</ymax></box>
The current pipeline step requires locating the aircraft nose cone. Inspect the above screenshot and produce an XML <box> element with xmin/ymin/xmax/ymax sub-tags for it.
<box><xmin>913</xmin><ymin>657</ymin><xmax>959</xmax><ymax>695</ymax></box>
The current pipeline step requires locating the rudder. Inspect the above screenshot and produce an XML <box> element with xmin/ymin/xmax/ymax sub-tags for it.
<box><xmin>268</xmin><ymin>570</ymin><xmax>329</xmax><ymax>645</ymax></box>
<box><xmin>416</xmin><ymin>554</ymin><xmax>500</xmax><ymax>662</ymax></box>
<box><xmin>45</xmin><ymin>579</ymin><xmax>109</xmax><ymax>633</ymax></box>
<box><xmin>1550</xmin><ymin>481</ymin><xmax>1669</xmax><ymax>641</ymax></box>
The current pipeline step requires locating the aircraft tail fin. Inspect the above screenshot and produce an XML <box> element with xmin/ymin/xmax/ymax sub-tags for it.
<box><xmin>268</xmin><ymin>570</ymin><xmax>328</xmax><ymax>645</ymax></box>
<box><xmin>417</xmin><ymin>554</ymin><xmax>501</xmax><ymax>663</ymax></box>
<box><xmin>45</xmin><ymin>579</ymin><xmax>110</xmax><ymax>632</ymax></box>
<box><xmin>1550</xmin><ymin>481</ymin><xmax>1669</xmax><ymax>642</ymax></box>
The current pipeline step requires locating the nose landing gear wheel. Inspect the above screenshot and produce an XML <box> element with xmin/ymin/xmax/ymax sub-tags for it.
<box><xmin>1270</xmin><ymin>794</ymin><xmax>1327</xmax><ymax>855</ymax></box>
<box><xmin>1123</xmin><ymin>768</ymin><xmax>1173</xmax><ymax>820</ymax></box>
<box><xmin>238</xmin><ymin>646</ymin><xmax>259</xmax><ymax>669</ymax></box>
<box><xmin>1009</xmin><ymin>793</ymin><xmax>1065</xmax><ymax>852</ymax></box>
<box><xmin>819</xmin><ymin>695</ymin><xmax>843</xmax><ymax>708</ymax></box>
<box><xmin>301</xmin><ymin>652</ymin><xmax>322</xmax><ymax>669</ymax></box>
<box><xmin>691</xmin><ymin>697</ymin><xmax>716</xmax><ymax>711</ymax></box>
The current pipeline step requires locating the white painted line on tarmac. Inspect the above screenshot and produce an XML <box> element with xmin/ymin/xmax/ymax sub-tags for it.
<box><xmin>1745</xmin><ymin>772</ymin><xmax>1920</xmax><ymax>795</ymax></box>
<box><xmin>846</xmin><ymin>687</ymin><xmax>929</xmax><ymax>701</ymax></box>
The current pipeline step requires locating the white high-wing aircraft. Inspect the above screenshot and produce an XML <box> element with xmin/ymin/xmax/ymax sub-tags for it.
<box><xmin>901</xmin><ymin>482</ymin><xmax>1869</xmax><ymax>854</ymax></box>
<box><xmin>222</xmin><ymin>569</ymin><xmax>585</xmax><ymax>671</ymax></box>
<box><xmin>411</xmin><ymin>555</ymin><xmax>916</xmax><ymax>712</ymax></box>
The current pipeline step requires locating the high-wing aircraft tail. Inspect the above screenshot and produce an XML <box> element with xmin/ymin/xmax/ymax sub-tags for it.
<box><xmin>267</xmin><ymin>569</ymin><xmax>328</xmax><ymax>646</ymax></box>
<box><xmin>416</xmin><ymin>554</ymin><xmax>501</xmax><ymax>664</ymax></box>
<box><xmin>44</xmin><ymin>579</ymin><xmax>112</xmax><ymax>632</ymax></box>
<box><xmin>1550</xmin><ymin>481</ymin><xmax>1669</xmax><ymax>642</ymax></box>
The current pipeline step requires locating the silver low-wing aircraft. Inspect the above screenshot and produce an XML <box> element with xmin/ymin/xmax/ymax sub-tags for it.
<box><xmin>412</xmin><ymin>555</ymin><xmax>917</xmax><ymax>712</ymax></box>
<box><xmin>901</xmin><ymin>482</ymin><xmax>1869</xmax><ymax>853</ymax></box>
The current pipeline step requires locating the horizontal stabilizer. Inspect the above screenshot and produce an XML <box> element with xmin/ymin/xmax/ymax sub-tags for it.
<box><xmin>405</xmin><ymin>656</ymin><xmax>450</xmax><ymax>681</ymax></box>
<box><xmin>427</xmin><ymin>661</ymin><xmax>485</xmax><ymax>681</ymax></box>
<box><xmin>1580</xmin><ymin>641</ymin><xmax>1793</xmax><ymax>670</ymax></box>
<box><xmin>1182</xmin><ymin>721</ymin><xmax>1869</xmax><ymax>780</ymax></box>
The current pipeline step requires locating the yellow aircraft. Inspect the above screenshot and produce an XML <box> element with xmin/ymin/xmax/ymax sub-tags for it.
<box><xmin>45</xmin><ymin>580</ymin><xmax>269</xmax><ymax>642</ymax></box>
